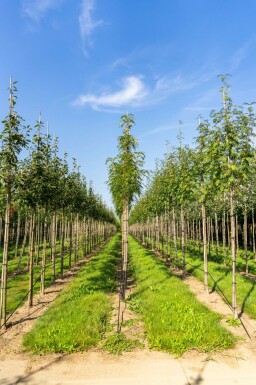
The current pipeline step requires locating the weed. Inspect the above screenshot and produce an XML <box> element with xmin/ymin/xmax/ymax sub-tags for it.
<box><xmin>226</xmin><ymin>316</ymin><xmax>241</xmax><ymax>327</ymax></box>
<box><xmin>102</xmin><ymin>332</ymin><xmax>144</xmax><ymax>355</ymax></box>
<box><xmin>121</xmin><ymin>319</ymin><xmax>137</xmax><ymax>327</ymax></box>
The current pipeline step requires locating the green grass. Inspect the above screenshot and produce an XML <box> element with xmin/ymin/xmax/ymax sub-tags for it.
<box><xmin>185</xmin><ymin>253</ymin><xmax>256</xmax><ymax>319</ymax></box>
<box><xmin>185</xmin><ymin>240</ymin><xmax>256</xmax><ymax>275</ymax></box>
<box><xmin>23</xmin><ymin>234</ymin><xmax>121</xmax><ymax>354</ymax></box>
<box><xmin>144</xmin><ymin>237</ymin><xmax>256</xmax><ymax>319</ymax></box>
<box><xmin>128</xmin><ymin>236</ymin><xmax>235</xmax><ymax>356</ymax></box>
<box><xmin>2</xmin><ymin>238</ymin><xmax>104</xmax><ymax>316</ymax></box>
<box><xmin>6</xmin><ymin>249</ymin><xmax>72</xmax><ymax>315</ymax></box>
<box><xmin>102</xmin><ymin>332</ymin><xmax>144</xmax><ymax>355</ymax></box>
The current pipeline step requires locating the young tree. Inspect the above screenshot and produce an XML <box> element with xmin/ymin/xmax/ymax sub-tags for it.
<box><xmin>107</xmin><ymin>114</ymin><xmax>145</xmax><ymax>298</ymax></box>
<box><xmin>210</xmin><ymin>76</ymin><xmax>255</xmax><ymax>318</ymax></box>
<box><xmin>0</xmin><ymin>79</ymin><xmax>29</xmax><ymax>327</ymax></box>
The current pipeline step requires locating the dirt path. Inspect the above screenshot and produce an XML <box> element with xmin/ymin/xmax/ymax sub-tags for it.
<box><xmin>1</xmin><ymin>253</ymin><xmax>256</xmax><ymax>384</ymax></box>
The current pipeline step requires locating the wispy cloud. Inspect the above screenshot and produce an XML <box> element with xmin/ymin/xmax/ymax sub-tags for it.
<box><xmin>230</xmin><ymin>39</ymin><xmax>255</xmax><ymax>71</ymax></box>
<box><xmin>184</xmin><ymin>89</ymin><xmax>218</xmax><ymax>113</ymax></box>
<box><xmin>22</xmin><ymin>0</ymin><xmax>63</xmax><ymax>21</ymax></box>
<box><xmin>141</xmin><ymin>124</ymin><xmax>178</xmax><ymax>137</ymax></box>
<box><xmin>72</xmin><ymin>73</ymin><xmax>197</xmax><ymax>112</ymax></box>
<box><xmin>79</xmin><ymin>0</ymin><xmax>103</xmax><ymax>57</ymax></box>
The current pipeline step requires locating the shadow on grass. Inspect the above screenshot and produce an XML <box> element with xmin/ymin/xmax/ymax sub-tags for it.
<box><xmin>211</xmin><ymin>267</ymin><xmax>230</xmax><ymax>294</ymax></box>
<box><xmin>239</xmin><ymin>280</ymin><xmax>255</xmax><ymax>317</ymax></box>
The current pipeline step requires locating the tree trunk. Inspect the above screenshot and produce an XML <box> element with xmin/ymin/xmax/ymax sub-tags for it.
<box><xmin>17</xmin><ymin>217</ymin><xmax>29</xmax><ymax>271</ymax></box>
<box><xmin>180</xmin><ymin>205</ymin><xmax>186</xmax><ymax>276</ymax></box>
<box><xmin>40</xmin><ymin>208</ymin><xmax>47</xmax><ymax>295</ymax></box>
<box><xmin>14</xmin><ymin>212</ymin><xmax>21</xmax><ymax>259</ymax></box>
<box><xmin>69</xmin><ymin>214</ymin><xmax>73</xmax><ymax>269</ymax></box>
<box><xmin>51</xmin><ymin>211</ymin><xmax>57</xmax><ymax>284</ymax></box>
<box><xmin>235</xmin><ymin>214</ymin><xmax>239</xmax><ymax>252</ymax></box>
<box><xmin>172</xmin><ymin>208</ymin><xmax>178</xmax><ymax>266</ymax></box>
<box><xmin>244</xmin><ymin>205</ymin><xmax>248</xmax><ymax>275</ymax></box>
<box><xmin>230</xmin><ymin>188</ymin><xmax>237</xmax><ymax>319</ymax></box>
<box><xmin>252</xmin><ymin>207</ymin><xmax>256</xmax><ymax>260</ymax></box>
<box><xmin>215</xmin><ymin>212</ymin><xmax>219</xmax><ymax>256</ymax></box>
<box><xmin>0</xmin><ymin>189</ymin><xmax>11</xmax><ymax>329</ymax></box>
<box><xmin>222</xmin><ymin>211</ymin><xmax>227</xmax><ymax>266</ymax></box>
<box><xmin>122</xmin><ymin>201</ymin><xmax>129</xmax><ymax>298</ymax></box>
<box><xmin>202</xmin><ymin>202</ymin><xmax>208</xmax><ymax>293</ymax></box>
<box><xmin>28</xmin><ymin>211</ymin><xmax>35</xmax><ymax>307</ymax></box>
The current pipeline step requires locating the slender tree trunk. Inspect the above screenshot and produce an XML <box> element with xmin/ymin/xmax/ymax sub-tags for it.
<box><xmin>14</xmin><ymin>212</ymin><xmax>21</xmax><ymax>259</ymax></box>
<box><xmin>244</xmin><ymin>205</ymin><xmax>248</xmax><ymax>275</ymax></box>
<box><xmin>60</xmin><ymin>209</ymin><xmax>65</xmax><ymax>278</ymax></box>
<box><xmin>69</xmin><ymin>214</ymin><xmax>73</xmax><ymax>269</ymax></box>
<box><xmin>17</xmin><ymin>217</ymin><xmax>29</xmax><ymax>271</ymax></box>
<box><xmin>122</xmin><ymin>201</ymin><xmax>129</xmax><ymax>298</ymax></box>
<box><xmin>180</xmin><ymin>205</ymin><xmax>186</xmax><ymax>275</ymax></box>
<box><xmin>222</xmin><ymin>210</ymin><xmax>227</xmax><ymax>266</ymax></box>
<box><xmin>51</xmin><ymin>211</ymin><xmax>57</xmax><ymax>284</ymax></box>
<box><xmin>235</xmin><ymin>214</ymin><xmax>239</xmax><ymax>252</ymax></box>
<box><xmin>215</xmin><ymin>212</ymin><xmax>219</xmax><ymax>257</ymax></box>
<box><xmin>172</xmin><ymin>208</ymin><xmax>178</xmax><ymax>266</ymax></box>
<box><xmin>0</xmin><ymin>216</ymin><xmax>2</xmax><ymax>246</ymax></box>
<box><xmin>198</xmin><ymin>220</ymin><xmax>202</xmax><ymax>254</ymax></box>
<box><xmin>207</xmin><ymin>217</ymin><xmax>211</xmax><ymax>258</ymax></box>
<box><xmin>227</xmin><ymin>214</ymin><xmax>230</xmax><ymax>250</ymax></box>
<box><xmin>40</xmin><ymin>208</ymin><xmax>47</xmax><ymax>295</ymax></box>
<box><xmin>0</xmin><ymin>189</ymin><xmax>11</xmax><ymax>329</ymax></box>
<box><xmin>202</xmin><ymin>202</ymin><xmax>208</xmax><ymax>293</ymax></box>
<box><xmin>252</xmin><ymin>207</ymin><xmax>256</xmax><ymax>260</ymax></box>
<box><xmin>28</xmin><ymin>211</ymin><xmax>35</xmax><ymax>307</ymax></box>
<box><xmin>230</xmin><ymin>188</ymin><xmax>237</xmax><ymax>319</ymax></box>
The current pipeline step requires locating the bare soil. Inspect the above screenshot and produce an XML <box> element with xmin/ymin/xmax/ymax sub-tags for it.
<box><xmin>1</xmin><ymin>253</ymin><xmax>256</xmax><ymax>384</ymax></box>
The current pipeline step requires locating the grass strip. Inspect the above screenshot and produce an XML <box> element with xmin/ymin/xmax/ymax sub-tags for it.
<box><xmin>23</xmin><ymin>233</ymin><xmax>120</xmax><ymax>354</ymax></box>
<box><xmin>128</xmin><ymin>236</ymin><xmax>235</xmax><ymax>356</ymax></box>
<box><xmin>185</xmin><ymin>252</ymin><xmax>256</xmax><ymax>319</ymax></box>
<box><xmin>186</xmin><ymin>241</ymin><xmax>256</xmax><ymax>275</ymax></box>
<box><xmin>5</xmin><ymin>241</ymin><xmax>91</xmax><ymax>315</ymax></box>
<box><xmin>145</xmin><ymin>237</ymin><xmax>256</xmax><ymax>318</ymax></box>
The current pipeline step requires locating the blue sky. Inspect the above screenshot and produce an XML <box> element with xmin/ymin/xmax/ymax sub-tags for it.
<box><xmin>1</xmin><ymin>0</ymin><xmax>256</xmax><ymax>207</ymax></box>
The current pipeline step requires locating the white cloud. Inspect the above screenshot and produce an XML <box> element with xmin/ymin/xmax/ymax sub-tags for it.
<box><xmin>73</xmin><ymin>76</ymin><xmax>147</xmax><ymax>109</ymax></box>
<box><xmin>72</xmin><ymin>73</ymin><xmax>198</xmax><ymax>112</ymax></box>
<box><xmin>22</xmin><ymin>0</ymin><xmax>63</xmax><ymax>21</ymax></box>
<box><xmin>79</xmin><ymin>0</ymin><xmax>103</xmax><ymax>56</ymax></box>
